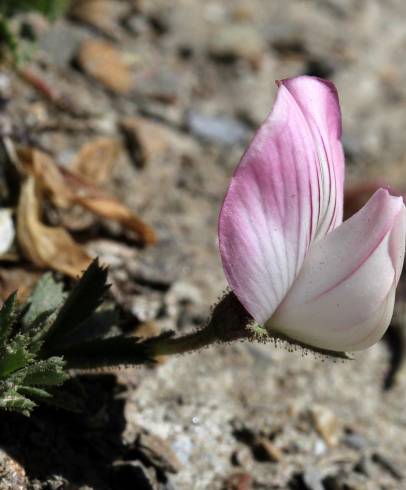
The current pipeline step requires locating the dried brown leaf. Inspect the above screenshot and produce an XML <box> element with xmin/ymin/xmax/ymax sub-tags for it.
<box><xmin>70</xmin><ymin>0</ymin><xmax>128</xmax><ymax>39</ymax></box>
<box><xmin>17</xmin><ymin>147</ymin><xmax>72</xmax><ymax>208</ymax></box>
<box><xmin>16</xmin><ymin>176</ymin><xmax>92</xmax><ymax>278</ymax></box>
<box><xmin>17</xmin><ymin>148</ymin><xmax>157</xmax><ymax>245</ymax></box>
<box><xmin>71</xmin><ymin>137</ymin><xmax>121</xmax><ymax>184</ymax></box>
<box><xmin>77</xmin><ymin>38</ymin><xmax>133</xmax><ymax>94</ymax></box>
<box><xmin>61</xmin><ymin>171</ymin><xmax>157</xmax><ymax>244</ymax></box>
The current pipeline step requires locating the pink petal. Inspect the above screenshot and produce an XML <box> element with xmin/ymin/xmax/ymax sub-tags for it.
<box><xmin>282</xmin><ymin>76</ymin><xmax>345</xmax><ymax>236</ymax></box>
<box><xmin>219</xmin><ymin>76</ymin><xmax>344</xmax><ymax>324</ymax></box>
<box><xmin>270</xmin><ymin>189</ymin><xmax>406</xmax><ymax>351</ymax></box>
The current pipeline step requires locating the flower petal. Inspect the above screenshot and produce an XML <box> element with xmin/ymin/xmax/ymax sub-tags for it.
<box><xmin>219</xmin><ymin>76</ymin><xmax>344</xmax><ymax>324</ymax></box>
<box><xmin>270</xmin><ymin>189</ymin><xmax>406</xmax><ymax>351</ymax></box>
<box><xmin>282</xmin><ymin>76</ymin><xmax>345</xmax><ymax>236</ymax></box>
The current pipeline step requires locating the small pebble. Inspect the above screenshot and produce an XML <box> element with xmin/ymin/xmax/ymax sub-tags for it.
<box><xmin>186</xmin><ymin>111</ymin><xmax>249</xmax><ymax>146</ymax></box>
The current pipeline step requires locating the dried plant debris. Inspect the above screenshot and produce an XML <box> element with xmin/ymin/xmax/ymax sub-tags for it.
<box><xmin>17</xmin><ymin>146</ymin><xmax>157</xmax><ymax>246</ymax></box>
<box><xmin>69</xmin><ymin>0</ymin><xmax>129</xmax><ymax>39</ymax></box>
<box><xmin>71</xmin><ymin>136</ymin><xmax>122</xmax><ymax>184</ymax></box>
<box><xmin>17</xmin><ymin>176</ymin><xmax>92</xmax><ymax>277</ymax></box>
<box><xmin>77</xmin><ymin>38</ymin><xmax>134</xmax><ymax>95</ymax></box>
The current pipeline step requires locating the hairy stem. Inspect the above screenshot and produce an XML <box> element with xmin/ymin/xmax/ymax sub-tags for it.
<box><xmin>60</xmin><ymin>293</ymin><xmax>253</xmax><ymax>370</ymax></box>
<box><xmin>151</xmin><ymin>329</ymin><xmax>218</xmax><ymax>356</ymax></box>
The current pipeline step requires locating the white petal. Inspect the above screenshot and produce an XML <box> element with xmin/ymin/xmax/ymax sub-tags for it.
<box><xmin>269</xmin><ymin>189</ymin><xmax>406</xmax><ymax>351</ymax></box>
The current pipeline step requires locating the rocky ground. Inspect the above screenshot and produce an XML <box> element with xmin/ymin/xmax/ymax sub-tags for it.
<box><xmin>1</xmin><ymin>0</ymin><xmax>406</xmax><ymax>489</ymax></box>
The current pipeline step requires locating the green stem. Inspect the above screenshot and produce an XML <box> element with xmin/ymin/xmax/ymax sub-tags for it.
<box><xmin>58</xmin><ymin>292</ymin><xmax>253</xmax><ymax>370</ymax></box>
<box><xmin>151</xmin><ymin>329</ymin><xmax>218</xmax><ymax>356</ymax></box>
<box><xmin>149</xmin><ymin>291</ymin><xmax>252</xmax><ymax>358</ymax></box>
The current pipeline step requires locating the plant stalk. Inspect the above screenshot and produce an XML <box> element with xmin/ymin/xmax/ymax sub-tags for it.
<box><xmin>59</xmin><ymin>292</ymin><xmax>253</xmax><ymax>370</ymax></box>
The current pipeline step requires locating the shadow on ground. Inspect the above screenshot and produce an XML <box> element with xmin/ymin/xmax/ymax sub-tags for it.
<box><xmin>0</xmin><ymin>375</ymin><xmax>129</xmax><ymax>489</ymax></box>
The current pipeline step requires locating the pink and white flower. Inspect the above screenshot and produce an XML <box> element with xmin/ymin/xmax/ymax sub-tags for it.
<box><xmin>219</xmin><ymin>76</ymin><xmax>406</xmax><ymax>352</ymax></box>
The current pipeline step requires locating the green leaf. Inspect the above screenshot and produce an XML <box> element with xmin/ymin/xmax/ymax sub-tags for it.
<box><xmin>0</xmin><ymin>274</ymin><xmax>72</xmax><ymax>415</ymax></box>
<box><xmin>25</xmin><ymin>310</ymin><xmax>56</xmax><ymax>354</ymax></box>
<box><xmin>59</xmin><ymin>335</ymin><xmax>156</xmax><ymax>370</ymax></box>
<box><xmin>22</xmin><ymin>357</ymin><xmax>67</xmax><ymax>386</ymax></box>
<box><xmin>0</xmin><ymin>353</ymin><xmax>67</xmax><ymax>415</ymax></box>
<box><xmin>0</xmin><ymin>292</ymin><xmax>18</xmax><ymax>348</ymax></box>
<box><xmin>58</xmin><ymin>308</ymin><xmax>120</xmax><ymax>349</ymax></box>
<box><xmin>23</xmin><ymin>273</ymin><xmax>66</xmax><ymax>328</ymax></box>
<box><xmin>0</xmin><ymin>387</ymin><xmax>36</xmax><ymax>416</ymax></box>
<box><xmin>0</xmin><ymin>15</ymin><xmax>18</xmax><ymax>61</ymax></box>
<box><xmin>0</xmin><ymin>0</ymin><xmax>70</xmax><ymax>20</ymax></box>
<box><xmin>0</xmin><ymin>334</ymin><xmax>34</xmax><ymax>378</ymax></box>
<box><xmin>18</xmin><ymin>385</ymin><xmax>51</xmax><ymax>400</ymax></box>
<box><xmin>43</xmin><ymin>260</ymin><xmax>109</xmax><ymax>350</ymax></box>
